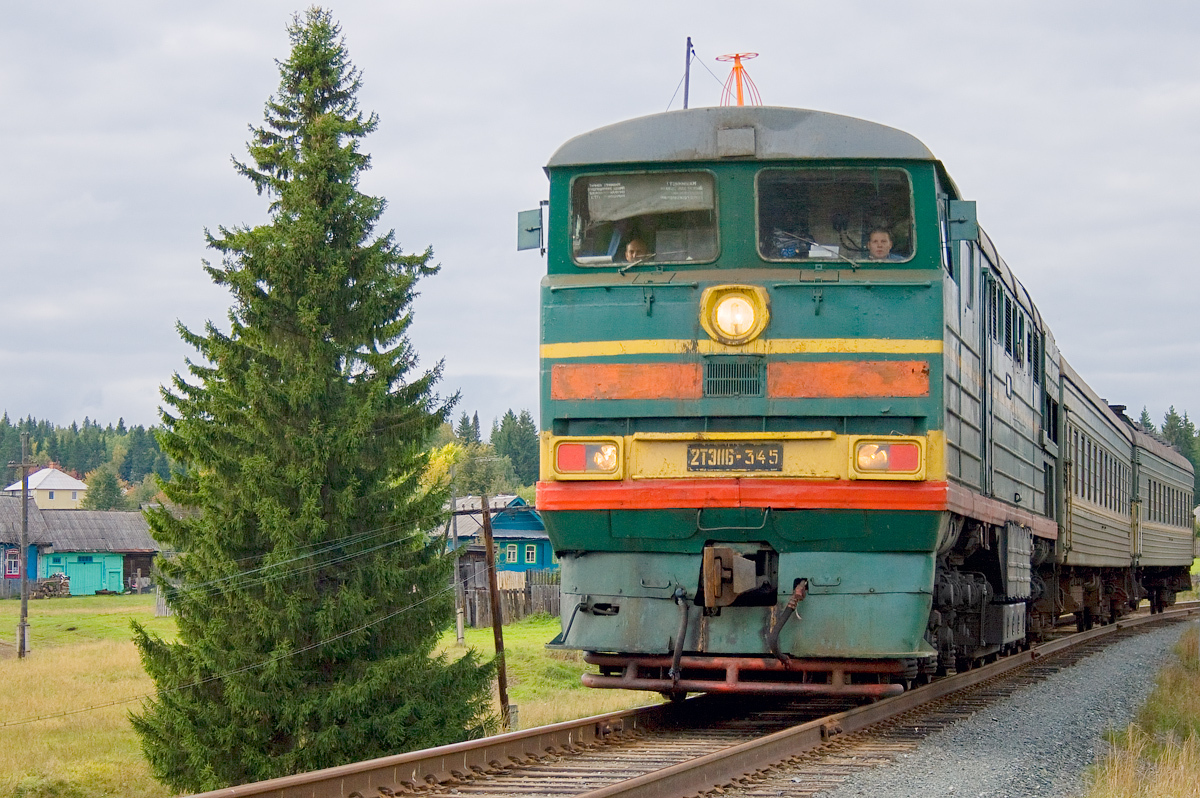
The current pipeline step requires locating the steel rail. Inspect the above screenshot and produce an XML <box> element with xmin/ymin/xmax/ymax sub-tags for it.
<box><xmin>574</xmin><ymin>602</ymin><xmax>1200</xmax><ymax>798</ymax></box>
<box><xmin>186</xmin><ymin>700</ymin><xmax>680</xmax><ymax>798</ymax></box>
<box><xmin>186</xmin><ymin>602</ymin><xmax>1199</xmax><ymax>798</ymax></box>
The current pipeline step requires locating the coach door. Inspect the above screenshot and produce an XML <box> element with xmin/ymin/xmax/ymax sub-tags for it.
<box><xmin>981</xmin><ymin>272</ymin><xmax>997</xmax><ymax>496</ymax></box>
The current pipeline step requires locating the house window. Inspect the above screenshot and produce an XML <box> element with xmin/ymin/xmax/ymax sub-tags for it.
<box><xmin>506</xmin><ymin>544</ymin><xmax>518</xmax><ymax>564</ymax></box>
<box><xmin>77</xmin><ymin>555</ymin><xmax>93</xmax><ymax>563</ymax></box>
<box><xmin>4</xmin><ymin>550</ymin><xmax>18</xmax><ymax>577</ymax></box>
<box><xmin>48</xmin><ymin>491</ymin><xmax>55</xmax><ymax>500</ymax></box>
<box><xmin>525</xmin><ymin>544</ymin><xmax>537</xmax><ymax>564</ymax></box>
<box><xmin>72</xmin><ymin>491</ymin><xmax>78</xmax><ymax>500</ymax></box>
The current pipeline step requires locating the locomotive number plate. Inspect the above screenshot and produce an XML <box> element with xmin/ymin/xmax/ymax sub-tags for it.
<box><xmin>686</xmin><ymin>443</ymin><xmax>783</xmax><ymax>472</ymax></box>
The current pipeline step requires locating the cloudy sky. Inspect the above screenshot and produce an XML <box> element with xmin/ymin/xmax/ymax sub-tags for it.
<box><xmin>1</xmin><ymin>0</ymin><xmax>1197</xmax><ymax>433</ymax></box>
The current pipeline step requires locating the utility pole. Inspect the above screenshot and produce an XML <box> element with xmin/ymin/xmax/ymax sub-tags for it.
<box><xmin>683</xmin><ymin>36</ymin><xmax>693</xmax><ymax>109</ymax></box>
<box><xmin>479</xmin><ymin>492</ymin><xmax>511</xmax><ymax>730</ymax></box>
<box><xmin>8</xmin><ymin>432</ymin><xmax>36</xmax><ymax>658</ymax></box>
<box><xmin>449</xmin><ymin>481</ymin><xmax>465</xmax><ymax>646</ymax></box>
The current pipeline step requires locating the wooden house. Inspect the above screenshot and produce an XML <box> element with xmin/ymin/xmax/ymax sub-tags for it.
<box><xmin>37</xmin><ymin>510</ymin><xmax>159</xmax><ymax>595</ymax></box>
<box><xmin>5</xmin><ymin>467</ymin><xmax>88</xmax><ymax>509</ymax></box>
<box><xmin>444</xmin><ymin>495</ymin><xmax>552</xmax><ymax>590</ymax></box>
<box><xmin>0</xmin><ymin>495</ymin><xmax>51</xmax><ymax>598</ymax></box>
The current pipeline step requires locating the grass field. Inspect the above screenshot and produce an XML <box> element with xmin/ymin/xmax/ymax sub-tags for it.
<box><xmin>1084</xmin><ymin>622</ymin><xmax>1200</xmax><ymax>797</ymax></box>
<box><xmin>0</xmin><ymin>595</ymin><xmax>175</xmax><ymax>798</ymax></box>
<box><xmin>436</xmin><ymin>615</ymin><xmax>650</xmax><ymax>730</ymax></box>
<box><xmin>0</xmin><ymin>597</ymin><xmax>645</xmax><ymax>798</ymax></box>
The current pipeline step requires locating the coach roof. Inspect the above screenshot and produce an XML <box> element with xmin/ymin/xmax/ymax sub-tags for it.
<box><xmin>547</xmin><ymin>107</ymin><xmax>936</xmax><ymax>168</ymax></box>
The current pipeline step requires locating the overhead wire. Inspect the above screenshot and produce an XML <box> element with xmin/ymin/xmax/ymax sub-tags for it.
<box><xmin>0</xmin><ymin>561</ymin><xmax>494</xmax><ymax>729</ymax></box>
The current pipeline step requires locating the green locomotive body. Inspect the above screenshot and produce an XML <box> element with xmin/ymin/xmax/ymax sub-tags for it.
<box><xmin>531</xmin><ymin>107</ymin><xmax>1194</xmax><ymax>697</ymax></box>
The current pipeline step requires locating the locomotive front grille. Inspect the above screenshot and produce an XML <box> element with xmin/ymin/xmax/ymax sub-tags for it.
<box><xmin>704</xmin><ymin>357</ymin><xmax>764</xmax><ymax>398</ymax></box>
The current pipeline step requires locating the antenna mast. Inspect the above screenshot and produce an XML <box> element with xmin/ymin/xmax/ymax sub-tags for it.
<box><xmin>717</xmin><ymin>52</ymin><xmax>762</xmax><ymax>106</ymax></box>
<box><xmin>683</xmin><ymin>37</ymin><xmax>693</xmax><ymax>109</ymax></box>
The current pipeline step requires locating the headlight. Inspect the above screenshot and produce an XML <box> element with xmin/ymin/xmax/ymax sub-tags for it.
<box><xmin>556</xmin><ymin>442</ymin><xmax>620</xmax><ymax>474</ymax></box>
<box><xmin>854</xmin><ymin>441</ymin><xmax>921</xmax><ymax>473</ymax></box>
<box><xmin>699</xmin><ymin>285</ymin><xmax>770</xmax><ymax>345</ymax></box>
<box><xmin>715</xmin><ymin>295</ymin><xmax>756</xmax><ymax>338</ymax></box>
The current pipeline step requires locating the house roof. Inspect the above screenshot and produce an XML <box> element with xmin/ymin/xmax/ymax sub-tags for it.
<box><xmin>446</xmin><ymin>494</ymin><xmax>546</xmax><ymax>541</ymax></box>
<box><xmin>37</xmin><ymin>510</ymin><xmax>159</xmax><ymax>553</ymax></box>
<box><xmin>0</xmin><ymin>495</ymin><xmax>52</xmax><ymax>546</ymax></box>
<box><xmin>5</xmin><ymin>467</ymin><xmax>88</xmax><ymax>493</ymax></box>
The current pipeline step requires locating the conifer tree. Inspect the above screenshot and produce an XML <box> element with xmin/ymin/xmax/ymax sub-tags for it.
<box><xmin>454</xmin><ymin>411</ymin><xmax>475</xmax><ymax>443</ymax></box>
<box><xmin>82</xmin><ymin>467</ymin><xmax>128</xmax><ymax>511</ymax></box>
<box><xmin>1139</xmin><ymin>406</ymin><xmax>1156</xmax><ymax>434</ymax></box>
<box><xmin>493</xmin><ymin>408</ymin><xmax>539</xmax><ymax>486</ymax></box>
<box><xmin>131</xmin><ymin>10</ymin><xmax>492</xmax><ymax>792</ymax></box>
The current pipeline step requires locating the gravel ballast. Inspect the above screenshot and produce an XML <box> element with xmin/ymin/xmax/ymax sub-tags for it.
<box><xmin>810</xmin><ymin>620</ymin><xmax>1195</xmax><ymax>798</ymax></box>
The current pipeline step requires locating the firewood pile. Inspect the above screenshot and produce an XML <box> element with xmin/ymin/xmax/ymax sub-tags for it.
<box><xmin>33</xmin><ymin>574</ymin><xmax>71</xmax><ymax>598</ymax></box>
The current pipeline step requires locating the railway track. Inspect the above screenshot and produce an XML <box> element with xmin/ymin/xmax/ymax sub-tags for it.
<box><xmin>190</xmin><ymin>602</ymin><xmax>1199</xmax><ymax>798</ymax></box>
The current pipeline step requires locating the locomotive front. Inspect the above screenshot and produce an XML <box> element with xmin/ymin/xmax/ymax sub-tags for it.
<box><xmin>536</xmin><ymin>107</ymin><xmax>956</xmax><ymax>697</ymax></box>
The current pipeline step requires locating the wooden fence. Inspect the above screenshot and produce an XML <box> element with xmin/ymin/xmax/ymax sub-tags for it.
<box><xmin>462</xmin><ymin>568</ymin><xmax>560</xmax><ymax>627</ymax></box>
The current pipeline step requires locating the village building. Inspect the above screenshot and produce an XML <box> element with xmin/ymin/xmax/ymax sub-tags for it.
<box><xmin>5</xmin><ymin>467</ymin><xmax>88</xmax><ymax>509</ymax></box>
<box><xmin>0</xmin><ymin>495</ymin><xmax>51</xmax><ymax>598</ymax></box>
<box><xmin>0</xmin><ymin>494</ymin><xmax>160</xmax><ymax>596</ymax></box>
<box><xmin>445</xmin><ymin>495</ymin><xmax>552</xmax><ymax>589</ymax></box>
<box><xmin>38</xmin><ymin>510</ymin><xmax>159</xmax><ymax>595</ymax></box>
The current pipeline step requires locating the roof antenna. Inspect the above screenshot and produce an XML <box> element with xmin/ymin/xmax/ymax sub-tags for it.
<box><xmin>683</xmin><ymin>37</ymin><xmax>693</xmax><ymax>109</ymax></box>
<box><xmin>717</xmin><ymin>52</ymin><xmax>761</xmax><ymax>106</ymax></box>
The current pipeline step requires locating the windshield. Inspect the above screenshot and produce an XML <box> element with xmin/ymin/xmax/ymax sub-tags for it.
<box><xmin>757</xmin><ymin>168</ymin><xmax>913</xmax><ymax>263</ymax></box>
<box><xmin>570</xmin><ymin>171</ymin><xmax>717</xmax><ymax>266</ymax></box>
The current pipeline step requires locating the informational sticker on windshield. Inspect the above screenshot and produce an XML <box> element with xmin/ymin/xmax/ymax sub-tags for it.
<box><xmin>687</xmin><ymin>443</ymin><xmax>783</xmax><ymax>472</ymax></box>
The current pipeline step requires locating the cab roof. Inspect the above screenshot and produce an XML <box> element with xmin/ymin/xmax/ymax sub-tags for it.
<box><xmin>547</xmin><ymin>106</ymin><xmax>936</xmax><ymax>167</ymax></box>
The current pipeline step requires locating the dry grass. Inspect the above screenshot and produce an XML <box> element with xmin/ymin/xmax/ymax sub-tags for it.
<box><xmin>0</xmin><ymin>640</ymin><xmax>167</xmax><ymax>798</ymax></box>
<box><xmin>1084</xmin><ymin>624</ymin><xmax>1200</xmax><ymax>797</ymax></box>
<box><xmin>438</xmin><ymin>614</ymin><xmax>650</xmax><ymax>730</ymax></box>
<box><xmin>0</xmin><ymin>606</ymin><xmax>646</xmax><ymax>797</ymax></box>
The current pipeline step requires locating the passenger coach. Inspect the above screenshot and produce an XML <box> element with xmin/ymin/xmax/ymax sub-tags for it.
<box><xmin>526</xmin><ymin>107</ymin><xmax>1195</xmax><ymax>697</ymax></box>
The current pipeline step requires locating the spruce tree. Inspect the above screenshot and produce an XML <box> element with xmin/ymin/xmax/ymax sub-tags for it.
<box><xmin>492</xmin><ymin>409</ymin><xmax>539</xmax><ymax>486</ymax></box>
<box><xmin>131</xmin><ymin>10</ymin><xmax>492</xmax><ymax>792</ymax></box>
<box><xmin>82</xmin><ymin>467</ymin><xmax>128</xmax><ymax>511</ymax></box>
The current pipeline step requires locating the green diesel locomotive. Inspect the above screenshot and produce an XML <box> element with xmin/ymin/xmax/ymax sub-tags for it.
<box><xmin>528</xmin><ymin>107</ymin><xmax>1195</xmax><ymax>698</ymax></box>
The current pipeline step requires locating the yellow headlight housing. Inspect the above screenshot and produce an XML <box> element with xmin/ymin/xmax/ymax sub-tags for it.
<box><xmin>849</xmin><ymin>437</ymin><xmax>926</xmax><ymax>480</ymax></box>
<box><xmin>549</xmin><ymin>438</ymin><xmax>623</xmax><ymax>480</ymax></box>
<box><xmin>700</xmin><ymin>285</ymin><xmax>769</xmax><ymax>345</ymax></box>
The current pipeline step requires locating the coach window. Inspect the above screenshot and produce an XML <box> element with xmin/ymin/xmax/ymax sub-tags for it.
<box><xmin>756</xmin><ymin>168</ymin><xmax>914</xmax><ymax>263</ymax></box>
<box><xmin>570</xmin><ymin>172</ymin><xmax>717</xmax><ymax>266</ymax></box>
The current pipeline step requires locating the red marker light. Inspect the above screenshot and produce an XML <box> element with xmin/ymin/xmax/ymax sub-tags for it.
<box><xmin>557</xmin><ymin>443</ymin><xmax>586</xmax><ymax>472</ymax></box>
<box><xmin>887</xmin><ymin>443</ymin><xmax>920</xmax><ymax>472</ymax></box>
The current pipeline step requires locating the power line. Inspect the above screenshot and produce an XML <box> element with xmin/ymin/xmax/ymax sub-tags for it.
<box><xmin>0</xmin><ymin>564</ymin><xmax>491</xmax><ymax>729</ymax></box>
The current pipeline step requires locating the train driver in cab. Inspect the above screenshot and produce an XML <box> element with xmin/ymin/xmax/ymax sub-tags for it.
<box><xmin>624</xmin><ymin>237</ymin><xmax>652</xmax><ymax>263</ymax></box>
<box><xmin>867</xmin><ymin>228</ymin><xmax>903</xmax><ymax>261</ymax></box>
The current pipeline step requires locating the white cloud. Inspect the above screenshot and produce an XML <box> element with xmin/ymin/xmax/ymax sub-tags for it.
<box><xmin>1</xmin><ymin>0</ymin><xmax>1198</xmax><ymax>430</ymax></box>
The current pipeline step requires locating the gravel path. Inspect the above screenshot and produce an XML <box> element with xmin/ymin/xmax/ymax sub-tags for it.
<box><xmin>809</xmin><ymin>620</ymin><xmax>1194</xmax><ymax>798</ymax></box>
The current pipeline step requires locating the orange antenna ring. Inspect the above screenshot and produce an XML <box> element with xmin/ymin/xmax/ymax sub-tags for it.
<box><xmin>717</xmin><ymin>52</ymin><xmax>762</xmax><ymax>107</ymax></box>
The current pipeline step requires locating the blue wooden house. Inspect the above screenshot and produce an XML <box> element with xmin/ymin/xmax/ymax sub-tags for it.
<box><xmin>36</xmin><ymin>510</ymin><xmax>158</xmax><ymax>594</ymax></box>
<box><xmin>0</xmin><ymin>495</ymin><xmax>50</xmax><ymax>598</ymax></box>
<box><xmin>445</xmin><ymin>495</ymin><xmax>553</xmax><ymax>589</ymax></box>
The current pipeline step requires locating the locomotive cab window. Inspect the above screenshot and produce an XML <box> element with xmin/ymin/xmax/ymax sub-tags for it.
<box><xmin>569</xmin><ymin>172</ymin><xmax>717</xmax><ymax>266</ymax></box>
<box><xmin>757</xmin><ymin>168</ymin><xmax>914</xmax><ymax>263</ymax></box>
